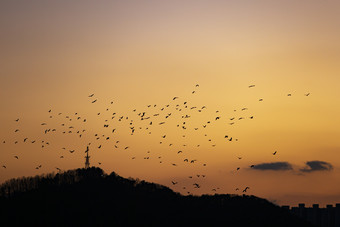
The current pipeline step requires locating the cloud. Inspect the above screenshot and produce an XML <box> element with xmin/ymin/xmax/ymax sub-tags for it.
<box><xmin>252</xmin><ymin>162</ymin><xmax>293</xmax><ymax>171</ymax></box>
<box><xmin>300</xmin><ymin>161</ymin><xmax>333</xmax><ymax>172</ymax></box>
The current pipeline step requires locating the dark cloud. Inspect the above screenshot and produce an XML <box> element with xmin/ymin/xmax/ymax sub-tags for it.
<box><xmin>252</xmin><ymin>162</ymin><xmax>293</xmax><ymax>171</ymax></box>
<box><xmin>300</xmin><ymin>161</ymin><xmax>333</xmax><ymax>172</ymax></box>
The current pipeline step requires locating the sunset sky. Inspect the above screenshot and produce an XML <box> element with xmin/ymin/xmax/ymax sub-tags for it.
<box><xmin>1</xmin><ymin>0</ymin><xmax>340</xmax><ymax>207</ymax></box>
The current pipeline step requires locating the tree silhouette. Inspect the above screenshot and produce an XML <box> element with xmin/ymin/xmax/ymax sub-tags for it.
<box><xmin>0</xmin><ymin>167</ymin><xmax>313</xmax><ymax>226</ymax></box>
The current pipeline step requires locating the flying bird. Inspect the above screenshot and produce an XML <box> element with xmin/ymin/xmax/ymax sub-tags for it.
<box><xmin>243</xmin><ymin>187</ymin><xmax>250</xmax><ymax>193</ymax></box>
<box><xmin>193</xmin><ymin>183</ymin><xmax>200</xmax><ymax>188</ymax></box>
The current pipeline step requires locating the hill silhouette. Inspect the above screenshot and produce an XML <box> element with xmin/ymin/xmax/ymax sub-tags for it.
<box><xmin>0</xmin><ymin>167</ymin><xmax>313</xmax><ymax>226</ymax></box>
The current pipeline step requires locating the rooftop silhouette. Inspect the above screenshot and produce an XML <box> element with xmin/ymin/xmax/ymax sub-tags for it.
<box><xmin>283</xmin><ymin>203</ymin><xmax>340</xmax><ymax>227</ymax></box>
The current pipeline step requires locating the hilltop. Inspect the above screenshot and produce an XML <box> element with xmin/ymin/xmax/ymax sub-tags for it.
<box><xmin>0</xmin><ymin>167</ymin><xmax>312</xmax><ymax>226</ymax></box>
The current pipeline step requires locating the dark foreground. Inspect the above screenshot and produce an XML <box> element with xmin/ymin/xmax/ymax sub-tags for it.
<box><xmin>0</xmin><ymin>167</ymin><xmax>313</xmax><ymax>227</ymax></box>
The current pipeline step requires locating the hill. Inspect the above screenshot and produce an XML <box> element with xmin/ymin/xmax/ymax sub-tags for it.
<box><xmin>0</xmin><ymin>167</ymin><xmax>313</xmax><ymax>226</ymax></box>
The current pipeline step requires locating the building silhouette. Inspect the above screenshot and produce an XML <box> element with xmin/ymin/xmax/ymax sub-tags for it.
<box><xmin>282</xmin><ymin>203</ymin><xmax>340</xmax><ymax>226</ymax></box>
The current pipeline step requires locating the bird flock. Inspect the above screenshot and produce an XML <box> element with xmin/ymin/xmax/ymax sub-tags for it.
<box><xmin>0</xmin><ymin>84</ymin><xmax>311</xmax><ymax>195</ymax></box>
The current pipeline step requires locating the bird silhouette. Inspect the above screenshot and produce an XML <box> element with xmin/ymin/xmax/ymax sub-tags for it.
<box><xmin>193</xmin><ymin>183</ymin><xmax>200</xmax><ymax>188</ymax></box>
<box><xmin>243</xmin><ymin>187</ymin><xmax>250</xmax><ymax>192</ymax></box>
<box><xmin>273</xmin><ymin>151</ymin><xmax>277</xmax><ymax>155</ymax></box>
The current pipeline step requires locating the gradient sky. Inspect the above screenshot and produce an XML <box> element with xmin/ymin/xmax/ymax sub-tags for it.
<box><xmin>1</xmin><ymin>0</ymin><xmax>340</xmax><ymax>207</ymax></box>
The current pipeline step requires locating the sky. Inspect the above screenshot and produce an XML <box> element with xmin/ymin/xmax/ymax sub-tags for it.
<box><xmin>1</xmin><ymin>0</ymin><xmax>340</xmax><ymax>207</ymax></box>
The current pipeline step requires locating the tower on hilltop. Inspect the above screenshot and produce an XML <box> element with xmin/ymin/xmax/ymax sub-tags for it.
<box><xmin>85</xmin><ymin>146</ymin><xmax>90</xmax><ymax>169</ymax></box>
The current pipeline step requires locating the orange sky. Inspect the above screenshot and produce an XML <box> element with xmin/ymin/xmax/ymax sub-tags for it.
<box><xmin>1</xmin><ymin>0</ymin><xmax>340</xmax><ymax>207</ymax></box>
